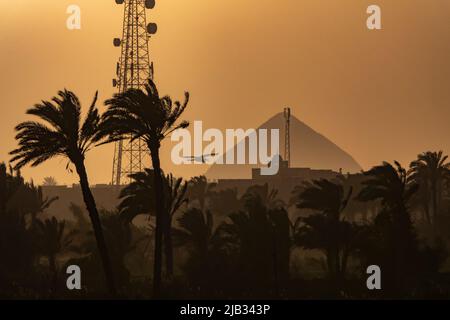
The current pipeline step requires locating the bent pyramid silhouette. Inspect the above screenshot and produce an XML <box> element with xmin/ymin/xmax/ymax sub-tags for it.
<box><xmin>205</xmin><ymin>112</ymin><xmax>362</xmax><ymax>179</ymax></box>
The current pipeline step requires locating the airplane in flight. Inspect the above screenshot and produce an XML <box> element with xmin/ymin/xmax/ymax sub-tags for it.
<box><xmin>183</xmin><ymin>153</ymin><xmax>218</xmax><ymax>164</ymax></box>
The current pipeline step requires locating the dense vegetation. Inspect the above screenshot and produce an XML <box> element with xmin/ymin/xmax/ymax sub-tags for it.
<box><xmin>2</xmin><ymin>81</ymin><xmax>450</xmax><ymax>299</ymax></box>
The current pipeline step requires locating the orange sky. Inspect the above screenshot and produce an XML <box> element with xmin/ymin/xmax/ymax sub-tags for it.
<box><xmin>1</xmin><ymin>0</ymin><xmax>449</xmax><ymax>185</ymax></box>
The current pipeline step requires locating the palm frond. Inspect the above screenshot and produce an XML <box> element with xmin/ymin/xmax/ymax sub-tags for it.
<box><xmin>100</xmin><ymin>79</ymin><xmax>190</xmax><ymax>149</ymax></box>
<box><xmin>10</xmin><ymin>90</ymin><xmax>100</xmax><ymax>169</ymax></box>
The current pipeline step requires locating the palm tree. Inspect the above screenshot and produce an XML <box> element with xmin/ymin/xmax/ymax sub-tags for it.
<box><xmin>118</xmin><ymin>169</ymin><xmax>157</xmax><ymax>222</ymax></box>
<box><xmin>100</xmin><ymin>79</ymin><xmax>189</xmax><ymax>296</ymax></box>
<box><xmin>174</xmin><ymin>208</ymin><xmax>214</xmax><ymax>257</ymax></box>
<box><xmin>42</xmin><ymin>176</ymin><xmax>58</xmax><ymax>186</ymax></box>
<box><xmin>294</xmin><ymin>179</ymin><xmax>356</xmax><ymax>290</ymax></box>
<box><xmin>243</xmin><ymin>184</ymin><xmax>285</xmax><ymax>210</ymax></box>
<box><xmin>119</xmin><ymin>169</ymin><xmax>188</xmax><ymax>276</ymax></box>
<box><xmin>35</xmin><ymin>217</ymin><xmax>78</xmax><ymax>291</ymax></box>
<box><xmin>163</xmin><ymin>174</ymin><xmax>189</xmax><ymax>276</ymax></box>
<box><xmin>216</xmin><ymin>193</ymin><xmax>291</xmax><ymax>295</ymax></box>
<box><xmin>409</xmin><ymin>151</ymin><xmax>450</xmax><ymax>226</ymax></box>
<box><xmin>359</xmin><ymin>161</ymin><xmax>418</xmax><ymax>219</ymax></box>
<box><xmin>187</xmin><ymin>176</ymin><xmax>216</xmax><ymax>212</ymax></box>
<box><xmin>172</xmin><ymin>208</ymin><xmax>214</xmax><ymax>289</ymax></box>
<box><xmin>0</xmin><ymin>164</ymin><xmax>39</xmax><ymax>288</ymax></box>
<box><xmin>357</xmin><ymin>161</ymin><xmax>419</xmax><ymax>296</ymax></box>
<box><xmin>30</xmin><ymin>186</ymin><xmax>58</xmax><ymax>225</ymax></box>
<box><xmin>9</xmin><ymin>90</ymin><xmax>116</xmax><ymax>295</ymax></box>
<box><xmin>4</xmin><ymin>174</ymin><xmax>58</xmax><ymax>225</ymax></box>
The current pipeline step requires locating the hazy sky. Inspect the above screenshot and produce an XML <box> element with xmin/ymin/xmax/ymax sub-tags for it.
<box><xmin>1</xmin><ymin>0</ymin><xmax>449</xmax><ymax>185</ymax></box>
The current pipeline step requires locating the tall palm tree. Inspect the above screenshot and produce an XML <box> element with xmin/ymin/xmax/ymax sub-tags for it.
<box><xmin>119</xmin><ymin>170</ymin><xmax>188</xmax><ymax>276</ymax></box>
<box><xmin>409</xmin><ymin>151</ymin><xmax>450</xmax><ymax>226</ymax></box>
<box><xmin>9</xmin><ymin>90</ymin><xmax>116</xmax><ymax>295</ymax></box>
<box><xmin>294</xmin><ymin>179</ymin><xmax>356</xmax><ymax>290</ymax></box>
<box><xmin>357</xmin><ymin>161</ymin><xmax>419</xmax><ymax>296</ymax></box>
<box><xmin>100</xmin><ymin>79</ymin><xmax>189</xmax><ymax>296</ymax></box>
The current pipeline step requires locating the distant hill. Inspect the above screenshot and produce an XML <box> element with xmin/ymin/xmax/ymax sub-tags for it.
<box><xmin>205</xmin><ymin>112</ymin><xmax>362</xmax><ymax>179</ymax></box>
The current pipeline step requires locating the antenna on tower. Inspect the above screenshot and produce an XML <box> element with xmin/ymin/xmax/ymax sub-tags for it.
<box><xmin>111</xmin><ymin>0</ymin><xmax>157</xmax><ymax>185</ymax></box>
<box><xmin>284</xmin><ymin>107</ymin><xmax>291</xmax><ymax>168</ymax></box>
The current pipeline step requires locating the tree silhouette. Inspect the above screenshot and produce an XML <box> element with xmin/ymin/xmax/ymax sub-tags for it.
<box><xmin>294</xmin><ymin>179</ymin><xmax>357</xmax><ymax>292</ymax></box>
<box><xmin>357</xmin><ymin>161</ymin><xmax>419</xmax><ymax>297</ymax></box>
<box><xmin>215</xmin><ymin>190</ymin><xmax>291</xmax><ymax>297</ymax></box>
<box><xmin>100</xmin><ymin>210</ymin><xmax>146</xmax><ymax>291</ymax></box>
<box><xmin>174</xmin><ymin>208</ymin><xmax>214</xmax><ymax>256</ymax></box>
<box><xmin>100</xmin><ymin>79</ymin><xmax>189</xmax><ymax>296</ymax></box>
<box><xmin>409</xmin><ymin>151</ymin><xmax>450</xmax><ymax>228</ymax></box>
<box><xmin>5</xmin><ymin>176</ymin><xmax>58</xmax><ymax>226</ymax></box>
<box><xmin>35</xmin><ymin>217</ymin><xmax>78</xmax><ymax>292</ymax></box>
<box><xmin>118</xmin><ymin>169</ymin><xmax>157</xmax><ymax>222</ymax></box>
<box><xmin>187</xmin><ymin>176</ymin><xmax>216</xmax><ymax>212</ymax></box>
<box><xmin>119</xmin><ymin>169</ymin><xmax>188</xmax><ymax>276</ymax></box>
<box><xmin>0</xmin><ymin>164</ymin><xmax>38</xmax><ymax>294</ymax></box>
<box><xmin>9</xmin><ymin>90</ymin><xmax>116</xmax><ymax>295</ymax></box>
<box><xmin>208</xmin><ymin>188</ymin><xmax>242</xmax><ymax>224</ymax></box>
<box><xmin>243</xmin><ymin>183</ymin><xmax>284</xmax><ymax>210</ymax></box>
<box><xmin>163</xmin><ymin>174</ymin><xmax>189</xmax><ymax>276</ymax></box>
<box><xmin>42</xmin><ymin>176</ymin><xmax>57</xmax><ymax>186</ymax></box>
<box><xmin>173</xmin><ymin>208</ymin><xmax>214</xmax><ymax>287</ymax></box>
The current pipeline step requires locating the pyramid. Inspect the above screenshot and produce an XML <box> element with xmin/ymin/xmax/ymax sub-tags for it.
<box><xmin>205</xmin><ymin>112</ymin><xmax>362</xmax><ymax>179</ymax></box>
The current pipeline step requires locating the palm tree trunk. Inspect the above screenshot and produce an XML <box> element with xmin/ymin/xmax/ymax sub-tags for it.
<box><xmin>74</xmin><ymin>160</ymin><xmax>116</xmax><ymax>296</ymax></box>
<box><xmin>149</xmin><ymin>145</ymin><xmax>165</xmax><ymax>298</ymax></box>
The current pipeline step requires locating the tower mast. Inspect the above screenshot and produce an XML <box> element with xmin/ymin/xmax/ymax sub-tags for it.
<box><xmin>111</xmin><ymin>0</ymin><xmax>157</xmax><ymax>185</ymax></box>
<box><xmin>284</xmin><ymin>107</ymin><xmax>291</xmax><ymax>167</ymax></box>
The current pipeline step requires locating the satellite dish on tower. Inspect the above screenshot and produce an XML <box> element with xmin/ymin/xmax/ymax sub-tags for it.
<box><xmin>145</xmin><ymin>0</ymin><xmax>156</xmax><ymax>9</ymax></box>
<box><xmin>113</xmin><ymin>38</ymin><xmax>121</xmax><ymax>47</ymax></box>
<box><xmin>147</xmin><ymin>23</ymin><xmax>158</xmax><ymax>34</ymax></box>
